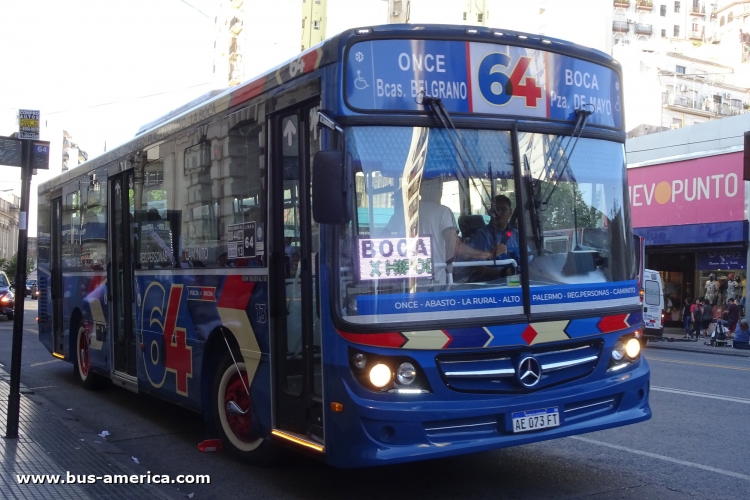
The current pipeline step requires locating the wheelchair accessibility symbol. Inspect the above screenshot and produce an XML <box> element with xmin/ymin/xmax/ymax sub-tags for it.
<box><xmin>354</xmin><ymin>70</ymin><xmax>369</xmax><ymax>90</ymax></box>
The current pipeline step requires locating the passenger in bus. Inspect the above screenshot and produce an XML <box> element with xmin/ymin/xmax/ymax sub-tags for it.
<box><xmin>383</xmin><ymin>179</ymin><xmax>502</xmax><ymax>285</ymax></box>
<box><xmin>466</xmin><ymin>194</ymin><xmax>522</xmax><ymax>272</ymax></box>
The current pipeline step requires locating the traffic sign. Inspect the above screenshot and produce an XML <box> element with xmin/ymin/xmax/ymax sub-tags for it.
<box><xmin>31</xmin><ymin>141</ymin><xmax>50</xmax><ymax>170</ymax></box>
<box><xmin>18</xmin><ymin>109</ymin><xmax>40</xmax><ymax>139</ymax></box>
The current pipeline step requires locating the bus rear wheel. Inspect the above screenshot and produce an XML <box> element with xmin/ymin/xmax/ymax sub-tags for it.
<box><xmin>212</xmin><ymin>352</ymin><xmax>276</xmax><ymax>465</ymax></box>
<box><xmin>75</xmin><ymin>321</ymin><xmax>103</xmax><ymax>390</ymax></box>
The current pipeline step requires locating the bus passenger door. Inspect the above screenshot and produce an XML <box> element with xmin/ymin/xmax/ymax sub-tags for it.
<box><xmin>109</xmin><ymin>172</ymin><xmax>137</xmax><ymax>382</ymax></box>
<box><xmin>271</xmin><ymin>100</ymin><xmax>324</xmax><ymax>446</ymax></box>
<box><xmin>51</xmin><ymin>197</ymin><xmax>65</xmax><ymax>355</ymax></box>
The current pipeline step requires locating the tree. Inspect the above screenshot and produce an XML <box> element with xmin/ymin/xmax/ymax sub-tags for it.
<box><xmin>2</xmin><ymin>253</ymin><xmax>36</xmax><ymax>285</ymax></box>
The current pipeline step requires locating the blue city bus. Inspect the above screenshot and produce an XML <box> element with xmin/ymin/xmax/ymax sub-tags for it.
<box><xmin>37</xmin><ymin>24</ymin><xmax>650</xmax><ymax>467</ymax></box>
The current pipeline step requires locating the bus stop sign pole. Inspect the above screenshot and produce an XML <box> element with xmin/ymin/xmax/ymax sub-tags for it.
<box><xmin>5</xmin><ymin>139</ymin><xmax>36</xmax><ymax>439</ymax></box>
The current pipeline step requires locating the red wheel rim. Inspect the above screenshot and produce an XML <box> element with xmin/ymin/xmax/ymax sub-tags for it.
<box><xmin>224</xmin><ymin>371</ymin><xmax>254</xmax><ymax>442</ymax></box>
<box><xmin>78</xmin><ymin>328</ymin><xmax>89</xmax><ymax>377</ymax></box>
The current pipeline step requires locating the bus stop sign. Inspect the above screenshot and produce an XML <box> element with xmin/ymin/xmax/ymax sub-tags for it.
<box><xmin>32</xmin><ymin>141</ymin><xmax>50</xmax><ymax>170</ymax></box>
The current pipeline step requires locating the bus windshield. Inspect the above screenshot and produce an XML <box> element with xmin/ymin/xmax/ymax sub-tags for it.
<box><xmin>338</xmin><ymin>126</ymin><xmax>634</xmax><ymax>325</ymax></box>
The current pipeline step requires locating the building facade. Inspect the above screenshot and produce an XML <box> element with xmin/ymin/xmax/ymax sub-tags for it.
<box><xmin>62</xmin><ymin>130</ymin><xmax>88</xmax><ymax>173</ymax></box>
<box><xmin>626</xmin><ymin>113</ymin><xmax>750</xmax><ymax>324</ymax></box>
<box><xmin>0</xmin><ymin>193</ymin><xmax>20</xmax><ymax>263</ymax></box>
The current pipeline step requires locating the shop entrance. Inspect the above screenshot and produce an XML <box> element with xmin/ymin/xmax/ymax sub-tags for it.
<box><xmin>646</xmin><ymin>251</ymin><xmax>695</xmax><ymax>327</ymax></box>
<box><xmin>646</xmin><ymin>249</ymin><xmax>748</xmax><ymax>327</ymax></box>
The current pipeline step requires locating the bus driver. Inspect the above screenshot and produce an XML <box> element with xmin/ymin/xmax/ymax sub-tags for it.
<box><xmin>467</xmin><ymin>194</ymin><xmax>522</xmax><ymax>268</ymax></box>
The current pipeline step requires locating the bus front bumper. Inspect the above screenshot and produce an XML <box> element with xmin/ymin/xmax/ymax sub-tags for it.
<box><xmin>326</xmin><ymin>359</ymin><xmax>650</xmax><ymax>468</ymax></box>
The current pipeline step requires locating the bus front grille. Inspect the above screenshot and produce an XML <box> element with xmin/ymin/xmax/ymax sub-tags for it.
<box><xmin>435</xmin><ymin>340</ymin><xmax>603</xmax><ymax>393</ymax></box>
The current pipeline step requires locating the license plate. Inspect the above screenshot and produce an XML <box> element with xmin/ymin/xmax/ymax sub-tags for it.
<box><xmin>511</xmin><ymin>407</ymin><xmax>560</xmax><ymax>433</ymax></box>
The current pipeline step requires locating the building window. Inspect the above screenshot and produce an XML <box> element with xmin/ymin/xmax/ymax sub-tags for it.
<box><xmin>720</xmin><ymin>16</ymin><xmax>725</xmax><ymax>26</ymax></box>
<box><xmin>672</xmin><ymin>118</ymin><xmax>682</xmax><ymax>128</ymax></box>
<box><xmin>674</xmin><ymin>25</ymin><xmax>680</xmax><ymax>37</ymax></box>
<box><xmin>302</xmin><ymin>19</ymin><xmax>305</xmax><ymax>29</ymax></box>
<box><xmin>676</xmin><ymin>65</ymin><xmax>686</xmax><ymax>74</ymax></box>
<box><xmin>313</xmin><ymin>20</ymin><xmax>320</xmax><ymax>30</ymax></box>
<box><xmin>660</xmin><ymin>4</ymin><xmax>666</xmax><ymax>16</ymax></box>
<box><xmin>477</xmin><ymin>13</ymin><xmax>483</xmax><ymax>23</ymax></box>
<box><xmin>463</xmin><ymin>12</ymin><xmax>467</xmax><ymax>20</ymax></box>
<box><xmin>729</xmin><ymin>12</ymin><xmax>734</xmax><ymax>23</ymax></box>
<box><xmin>674</xmin><ymin>1</ymin><xmax>680</xmax><ymax>13</ymax></box>
<box><xmin>661</xmin><ymin>28</ymin><xmax>667</xmax><ymax>37</ymax></box>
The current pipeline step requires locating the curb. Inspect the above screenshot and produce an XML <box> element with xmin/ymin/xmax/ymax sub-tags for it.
<box><xmin>644</xmin><ymin>342</ymin><xmax>750</xmax><ymax>358</ymax></box>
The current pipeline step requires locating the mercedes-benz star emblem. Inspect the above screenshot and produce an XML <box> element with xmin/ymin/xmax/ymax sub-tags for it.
<box><xmin>517</xmin><ymin>356</ymin><xmax>542</xmax><ymax>388</ymax></box>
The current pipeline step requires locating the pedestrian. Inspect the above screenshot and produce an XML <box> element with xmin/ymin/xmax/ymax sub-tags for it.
<box><xmin>701</xmin><ymin>297</ymin><xmax>714</xmax><ymax>337</ymax></box>
<box><xmin>691</xmin><ymin>298</ymin><xmax>702</xmax><ymax>340</ymax></box>
<box><xmin>727</xmin><ymin>273</ymin><xmax>738</xmax><ymax>301</ymax></box>
<box><xmin>733</xmin><ymin>319</ymin><xmax>750</xmax><ymax>350</ymax></box>
<box><xmin>726</xmin><ymin>297</ymin><xmax>740</xmax><ymax>335</ymax></box>
<box><xmin>704</xmin><ymin>273</ymin><xmax>718</xmax><ymax>306</ymax></box>
<box><xmin>706</xmin><ymin>312</ymin><xmax>730</xmax><ymax>347</ymax></box>
<box><xmin>682</xmin><ymin>297</ymin><xmax>693</xmax><ymax>336</ymax></box>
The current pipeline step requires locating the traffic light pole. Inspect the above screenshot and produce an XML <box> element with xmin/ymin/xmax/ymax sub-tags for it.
<box><xmin>6</xmin><ymin>139</ymin><xmax>33</xmax><ymax>439</ymax></box>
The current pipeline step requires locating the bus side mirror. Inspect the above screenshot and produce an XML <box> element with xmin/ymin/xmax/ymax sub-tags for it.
<box><xmin>312</xmin><ymin>150</ymin><xmax>353</xmax><ymax>224</ymax></box>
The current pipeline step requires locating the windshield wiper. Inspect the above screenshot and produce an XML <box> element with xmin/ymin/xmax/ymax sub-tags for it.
<box><xmin>540</xmin><ymin>105</ymin><xmax>594</xmax><ymax>207</ymax></box>
<box><xmin>524</xmin><ymin>154</ymin><xmax>544</xmax><ymax>257</ymax></box>
<box><xmin>421</xmin><ymin>95</ymin><xmax>494</xmax><ymax>215</ymax></box>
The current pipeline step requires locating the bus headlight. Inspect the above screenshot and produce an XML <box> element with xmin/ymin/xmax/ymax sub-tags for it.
<box><xmin>396</xmin><ymin>362</ymin><xmax>416</xmax><ymax>385</ymax></box>
<box><xmin>625</xmin><ymin>338</ymin><xmax>641</xmax><ymax>359</ymax></box>
<box><xmin>608</xmin><ymin>334</ymin><xmax>642</xmax><ymax>372</ymax></box>
<box><xmin>369</xmin><ymin>364</ymin><xmax>391</xmax><ymax>388</ymax></box>
<box><xmin>353</xmin><ymin>353</ymin><xmax>367</xmax><ymax>370</ymax></box>
<box><xmin>611</xmin><ymin>341</ymin><xmax>625</xmax><ymax>361</ymax></box>
<box><xmin>349</xmin><ymin>348</ymin><xmax>431</xmax><ymax>394</ymax></box>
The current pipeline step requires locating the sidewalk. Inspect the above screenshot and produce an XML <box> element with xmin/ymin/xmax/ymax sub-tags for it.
<box><xmin>644</xmin><ymin>327</ymin><xmax>750</xmax><ymax>358</ymax></box>
<box><xmin>0</xmin><ymin>367</ymin><xmax>181</xmax><ymax>500</ymax></box>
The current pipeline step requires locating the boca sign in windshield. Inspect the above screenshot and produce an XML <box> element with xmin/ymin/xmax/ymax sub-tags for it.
<box><xmin>345</xmin><ymin>39</ymin><xmax>622</xmax><ymax>128</ymax></box>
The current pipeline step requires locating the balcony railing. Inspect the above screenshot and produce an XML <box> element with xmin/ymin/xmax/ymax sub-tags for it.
<box><xmin>690</xmin><ymin>6</ymin><xmax>705</xmax><ymax>16</ymax></box>
<box><xmin>635</xmin><ymin>23</ymin><xmax>653</xmax><ymax>35</ymax></box>
<box><xmin>229</xmin><ymin>16</ymin><xmax>243</xmax><ymax>35</ymax></box>
<box><xmin>614</xmin><ymin>0</ymin><xmax>630</xmax><ymax>7</ymax></box>
<box><xmin>613</xmin><ymin>20</ymin><xmax>630</xmax><ymax>32</ymax></box>
<box><xmin>229</xmin><ymin>63</ymin><xmax>242</xmax><ymax>86</ymax></box>
<box><xmin>689</xmin><ymin>30</ymin><xmax>703</xmax><ymax>40</ymax></box>
<box><xmin>636</xmin><ymin>0</ymin><xmax>653</xmax><ymax>10</ymax></box>
<box><xmin>663</xmin><ymin>92</ymin><xmax>749</xmax><ymax>116</ymax></box>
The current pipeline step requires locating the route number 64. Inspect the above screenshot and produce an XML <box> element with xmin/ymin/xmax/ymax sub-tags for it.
<box><xmin>478</xmin><ymin>54</ymin><xmax>542</xmax><ymax>107</ymax></box>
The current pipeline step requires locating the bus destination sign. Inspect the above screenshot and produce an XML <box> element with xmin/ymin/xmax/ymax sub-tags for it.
<box><xmin>346</xmin><ymin>40</ymin><xmax>623</xmax><ymax>128</ymax></box>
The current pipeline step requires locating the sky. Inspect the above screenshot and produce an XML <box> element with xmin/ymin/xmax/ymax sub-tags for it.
<box><xmin>0</xmin><ymin>0</ymin><xmax>218</xmax><ymax>235</ymax></box>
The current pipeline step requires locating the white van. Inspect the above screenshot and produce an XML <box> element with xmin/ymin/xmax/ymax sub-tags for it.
<box><xmin>642</xmin><ymin>269</ymin><xmax>665</xmax><ymax>340</ymax></box>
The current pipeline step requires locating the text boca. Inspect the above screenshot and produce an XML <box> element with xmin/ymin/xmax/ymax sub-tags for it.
<box><xmin>359</xmin><ymin>237</ymin><xmax>431</xmax><ymax>259</ymax></box>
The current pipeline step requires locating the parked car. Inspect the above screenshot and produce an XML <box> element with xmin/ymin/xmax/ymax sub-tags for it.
<box><xmin>0</xmin><ymin>272</ymin><xmax>14</xmax><ymax>320</ymax></box>
<box><xmin>26</xmin><ymin>279</ymin><xmax>39</xmax><ymax>299</ymax></box>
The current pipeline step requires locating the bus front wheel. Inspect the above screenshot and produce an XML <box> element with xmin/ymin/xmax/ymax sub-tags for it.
<box><xmin>74</xmin><ymin>321</ymin><xmax>103</xmax><ymax>390</ymax></box>
<box><xmin>212</xmin><ymin>352</ymin><xmax>277</xmax><ymax>465</ymax></box>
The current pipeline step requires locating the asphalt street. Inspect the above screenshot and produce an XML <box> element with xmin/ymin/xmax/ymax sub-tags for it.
<box><xmin>1</xmin><ymin>298</ymin><xmax>749</xmax><ymax>499</ymax></box>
